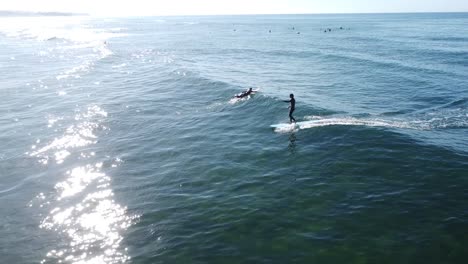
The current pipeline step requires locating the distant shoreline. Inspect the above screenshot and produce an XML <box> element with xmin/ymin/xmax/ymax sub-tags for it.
<box><xmin>0</xmin><ymin>10</ymin><xmax>88</xmax><ymax>17</ymax></box>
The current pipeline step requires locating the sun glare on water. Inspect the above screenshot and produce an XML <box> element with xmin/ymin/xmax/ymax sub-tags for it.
<box><xmin>28</xmin><ymin>105</ymin><xmax>138</xmax><ymax>263</ymax></box>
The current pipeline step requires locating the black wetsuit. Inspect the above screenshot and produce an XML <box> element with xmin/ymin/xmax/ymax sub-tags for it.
<box><xmin>236</xmin><ymin>90</ymin><xmax>252</xmax><ymax>98</ymax></box>
<box><xmin>284</xmin><ymin>98</ymin><xmax>296</xmax><ymax>123</ymax></box>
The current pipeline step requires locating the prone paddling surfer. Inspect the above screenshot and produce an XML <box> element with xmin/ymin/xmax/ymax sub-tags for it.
<box><xmin>283</xmin><ymin>93</ymin><xmax>296</xmax><ymax>123</ymax></box>
<box><xmin>235</xmin><ymin>87</ymin><xmax>254</xmax><ymax>98</ymax></box>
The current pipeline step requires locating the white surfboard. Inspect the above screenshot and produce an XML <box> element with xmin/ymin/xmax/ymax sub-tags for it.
<box><xmin>270</xmin><ymin>120</ymin><xmax>319</xmax><ymax>130</ymax></box>
<box><xmin>270</xmin><ymin>122</ymin><xmax>300</xmax><ymax>133</ymax></box>
<box><xmin>270</xmin><ymin>122</ymin><xmax>299</xmax><ymax>129</ymax></box>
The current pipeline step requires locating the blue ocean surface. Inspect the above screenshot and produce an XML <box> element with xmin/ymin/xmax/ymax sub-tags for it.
<box><xmin>1</xmin><ymin>13</ymin><xmax>467</xmax><ymax>263</ymax></box>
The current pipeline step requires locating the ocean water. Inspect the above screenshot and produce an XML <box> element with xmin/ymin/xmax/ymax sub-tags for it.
<box><xmin>0</xmin><ymin>13</ymin><xmax>467</xmax><ymax>264</ymax></box>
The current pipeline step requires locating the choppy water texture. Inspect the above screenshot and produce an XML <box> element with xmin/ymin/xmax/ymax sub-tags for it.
<box><xmin>1</xmin><ymin>13</ymin><xmax>467</xmax><ymax>264</ymax></box>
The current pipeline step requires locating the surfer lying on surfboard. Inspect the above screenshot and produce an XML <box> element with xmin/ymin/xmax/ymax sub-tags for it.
<box><xmin>283</xmin><ymin>93</ymin><xmax>296</xmax><ymax>123</ymax></box>
<box><xmin>235</xmin><ymin>87</ymin><xmax>254</xmax><ymax>98</ymax></box>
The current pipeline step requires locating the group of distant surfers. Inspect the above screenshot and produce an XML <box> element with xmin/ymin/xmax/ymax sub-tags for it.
<box><xmin>234</xmin><ymin>26</ymin><xmax>349</xmax><ymax>35</ymax></box>
<box><xmin>235</xmin><ymin>88</ymin><xmax>296</xmax><ymax>123</ymax></box>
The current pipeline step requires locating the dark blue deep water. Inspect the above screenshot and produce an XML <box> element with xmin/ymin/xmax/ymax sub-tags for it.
<box><xmin>1</xmin><ymin>13</ymin><xmax>467</xmax><ymax>263</ymax></box>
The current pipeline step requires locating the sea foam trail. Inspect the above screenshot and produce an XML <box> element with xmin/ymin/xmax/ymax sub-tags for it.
<box><xmin>273</xmin><ymin>114</ymin><xmax>468</xmax><ymax>133</ymax></box>
<box><xmin>273</xmin><ymin>117</ymin><xmax>411</xmax><ymax>133</ymax></box>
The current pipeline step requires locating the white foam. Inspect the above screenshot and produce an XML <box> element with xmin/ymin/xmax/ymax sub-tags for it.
<box><xmin>299</xmin><ymin>117</ymin><xmax>414</xmax><ymax>130</ymax></box>
<box><xmin>229</xmin><ymin>96</ymin><xmax>250</xmax><ymax>104</ymax></box>
<box><xmin>273</xmin><ymin>113</ymin><xmax>468</xmax><ymax>133</ymax></box>
<box><xmin>273</xmin><ymin>116</ymin><xmax>418</xmax><ymax>133</ymax></box>
<box><xmin>112</xmin><ymin>63</ymin><xmax>127</xmax><ymax>69</ymax></box>
<box><xmin>272</xmin><ymin>123</ymin><xmax>299</xmax><ymax>133</ymax></box>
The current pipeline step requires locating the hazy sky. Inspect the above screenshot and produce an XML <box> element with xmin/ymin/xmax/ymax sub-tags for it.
<box><xmin>1</xmin><ymin>0</ymin><xmax>468</xmax><ymax>16</ymax></box>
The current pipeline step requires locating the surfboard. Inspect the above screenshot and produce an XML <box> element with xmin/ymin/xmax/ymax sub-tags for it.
<box><xmin>270</xmin><ymin>120</ymin><xmax>317</xmax><ymax>129</ymax></box>
<box><xmin>229</xmin><ymin>89</ymin><xmax>260</xmax><ymax>104</ymax></box>
<box><xmin>270</xmin><ymin>122</ymin><xmax>299</xmax><ymax>129</ymax></box>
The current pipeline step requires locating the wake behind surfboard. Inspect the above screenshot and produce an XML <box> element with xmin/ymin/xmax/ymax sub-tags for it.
<box><xmin>271</xmin><ymin>118</ymin><xmax>366</xmax><ymax>130</ymax></box>
<box><xmin>271</xmin><ymin>119</ymin><xmax>356</xmax><ymax>131</ymax></box>
<box><xmin>271</xmin><ymin>117</ymin><xmax>415</xmax><ymax>132</ymax></box>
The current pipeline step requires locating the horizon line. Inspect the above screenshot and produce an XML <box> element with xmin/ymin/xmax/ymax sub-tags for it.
<box><xmin>1</xmin><ymin>10</ymin><xmax>468</xmax><ymax>17</ymax></box>
<box><xmin>97</xmin><ymin>11</ymin><xmax>468</xmax><ymax>18</ymax></box>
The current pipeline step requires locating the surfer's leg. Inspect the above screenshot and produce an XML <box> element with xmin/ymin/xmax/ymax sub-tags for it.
<box><xmin>289</xmin><ymin>109</ymin><xmax>296</xmax><ymax>123</ymax></box>
<box><xmin>289</xmin><ymin>110</ymin><xmax>292</xmax><ymax>123</ymax></box>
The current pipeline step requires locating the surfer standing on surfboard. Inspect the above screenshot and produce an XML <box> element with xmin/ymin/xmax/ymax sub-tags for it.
<box><xmin>283</xmin><ymin>93</ymin><xmax>296</xmax><ymax>123</ymax></box>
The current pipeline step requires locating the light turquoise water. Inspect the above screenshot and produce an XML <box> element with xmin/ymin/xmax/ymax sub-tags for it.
<box><xmin>0</xmin><ymin>13</ymin><xmax>467</xmax><ymax>263</ymax></box>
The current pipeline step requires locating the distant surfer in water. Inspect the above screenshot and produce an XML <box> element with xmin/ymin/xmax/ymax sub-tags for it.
<box><xmin>284</xmin><ymin>93</ymin><xmax>296</xmax><ymax>123</ymax></box>
<box><xmin>235</xmin><ymin>87</ymin><xmax>254</xmax><ymax>98</ymax></box>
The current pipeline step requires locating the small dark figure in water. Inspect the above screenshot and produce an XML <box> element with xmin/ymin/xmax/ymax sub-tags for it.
<box><xmin>269</xmin><ymin>30</ymin><xmax>271</xmax><ymax>33</ymax></box>
<box><xmin>283</xmin><ymin>93</ymin><xmax>296</xmax><ymax>123</ymax></box>
<box><xmin>236</xmin><ymin>87</ymin><xmax>253</xmax><ymax>98</ymax></box>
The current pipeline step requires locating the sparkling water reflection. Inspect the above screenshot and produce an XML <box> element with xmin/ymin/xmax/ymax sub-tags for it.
<box><xmin>39</xmin><ymin>164</ymin><xmax>135</xmax><ymax>264</ymax></box>
<box><xmin>29</xmin><ymin>106</ymin><xmax>137</xmax><ymax>263</ymax></box>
